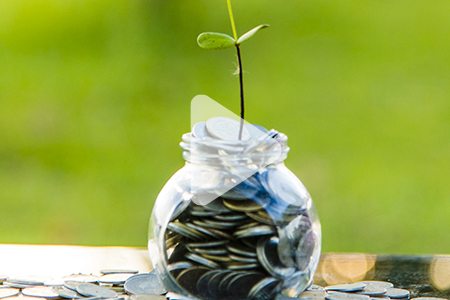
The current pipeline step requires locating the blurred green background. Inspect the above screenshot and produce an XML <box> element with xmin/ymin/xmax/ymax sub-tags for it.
<box><xmin>1</xmin><ymin>0</ymin><xmax>450</xmax><ymax>254</ymax></box>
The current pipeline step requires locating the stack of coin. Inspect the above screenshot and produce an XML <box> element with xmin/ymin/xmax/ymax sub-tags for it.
<box><xmin>161</xmin><ymin>117</ymin><xmax>319</xmax><ymax>300</ymax></box>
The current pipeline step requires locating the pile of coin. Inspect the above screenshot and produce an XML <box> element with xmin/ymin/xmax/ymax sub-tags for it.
<box><xmin>0</xmin><ymin>270</ymin><xmax>168</xmax><ymax>300</ymax></box>
<box><xmin>156</xmin><ymin>117</ymin><xmax>320</xmax><ymax>300</ymax></box>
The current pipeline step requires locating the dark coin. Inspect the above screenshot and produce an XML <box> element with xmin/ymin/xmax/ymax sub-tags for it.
<box><xmin>176</xmin><ymin>267</ymin><xmax>209</xmax><ymax>296</ymax></box>
<box><xmin>196</xmin><ymin>270</ymin><xmax>221</xmax><ymax>299</ymax></box>
<box><xmin>167</xmin><ymin>222</ymin><xmax>207</xmax><ymax>240</ymax></box>
<box><xmin>206</xmin><ymin>271</ymin><xmax>231</xmax><ymax>299</ymax></box>
<box><xmin>227</xmin><ymin>241</ymin><xmax>257</xmax><ymax>257</ymax></box>
<box><xmin>227</xmin><ymin>272</ymin><xmax>265</xmax><ymax>299</ymax></box>
<box><xmin>247</xmin><ymin>277</ymin><xmax>279</xmax><ymax>300</ymax></box>
<box><xmin>124</xmin><ymin>273</ymin><xmax>166</xmax><ymax>295</ymax></box>
<box><xmin>257</xmin><ymin>236</ymin><xmax>296</xmax><ymax>278</ymax></box>
<box><xmin>190</xmin><ymin>247</ymin><xmax>228</xmax><ymax>255</ymax></box>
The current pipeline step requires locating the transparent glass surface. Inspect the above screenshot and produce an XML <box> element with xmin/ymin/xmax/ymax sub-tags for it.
<box><xmin>148</xmin><ymin>133</ymin><xmax>321</xmax><ymax>300</ymax></box>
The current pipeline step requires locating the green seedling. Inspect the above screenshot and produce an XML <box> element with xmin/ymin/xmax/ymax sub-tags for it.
<box><xmin>197</xmin><ymin>0</ymin><xmax>269</xmax><ymax>140</ymax></box>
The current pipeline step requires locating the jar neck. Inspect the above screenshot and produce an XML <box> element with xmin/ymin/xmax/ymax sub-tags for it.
<box><xmin>179</xmin><ymin>132</ymin><xmax>290</xmax><ymax>170</ymax></box>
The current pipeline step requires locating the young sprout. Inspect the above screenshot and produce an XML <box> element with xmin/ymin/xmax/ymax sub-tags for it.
<box><xmin>197</xmin><ymin>0</ymin><xmax>269</xmax><ymax>140</ymax></box>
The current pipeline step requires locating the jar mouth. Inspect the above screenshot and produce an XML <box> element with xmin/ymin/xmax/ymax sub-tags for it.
<box><xmin>180</xmin><ymin>132</ymin><xmax>290</xmax><ymax>167</ymax></box>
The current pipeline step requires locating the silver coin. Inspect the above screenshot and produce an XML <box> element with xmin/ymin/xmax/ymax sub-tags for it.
<box><xmin>226</xmin><ymin>262</ymin><xmax>260</xmax><ymax>270</ymax></box>
<box><xmin>0</xmin><ymin>277</ymin><xmax>8</xmax><ymax>283</ymax></box>
<box><xmin>247</xmin><ymin>277</ymin><xmax>279</xmax><ymax>299</ymax></box>
<box><xmin>124</xmin><ymin>273</ymin><xmax>166</xmax><ymax>295</ymax></box>
<box><xmin>213</xmin><ymin>213</ymin><xmax>248</xmax><ymax>221</ymax></box>
<box><xmin>190</xmin><ymin>247</ymin><xmax>228</xmax><ymax>255</ymax></box>
<box><xmin>356</xmin><ymin>286</ymin><xmax>387</xmax><ymax>296</ymax></box>
<box><xmin>256</xmin><ymin>236</ymin><xmax>296</xmax><ymax>278</ymax></box>
<box><xmin>384</xmin><ymin>288</ymin><xmax>410</xmax><ymax>299</ymax></box>
<box><xmin>200</xmin><ymin>253</ymin><xmax>233</xmax><ymax>263</ymax></box>
<box><xmin>2</xmin><ymin>282</ymin><xmax>35</xmax><ymax>289</ymax></box>
<box><xmin>6</xmin><ymin>277</ymin><xmax>45</xmax><ymax>286</ymax></box>
<box><xmin>63</xmin><ymin>280</ymin><xmax>84</xmax><ymax>291</ymax></box>
<box><xmin>206</xmin><ymin>117</ymin><xmax>251</xmax><ymax>141</ymax></box>
<box><xmin>99</xmin><ymin>273</ymin><xmax>133</xmax><ymax>285</ymax></box>
<box><xmin>192</xmin><ymin>122</ymin><xmax>213</xmax><ymax>139</ymax></box>
<box><xmin>245</xmin><ymin>124</ymin><xmax>268</xmax><ymax>140</ymax></box>
<box><xmin>234</xmin><ymin>225</ymin><xmax>276</xmax><ymax>238</ymax></box>
<box><xmin>0</xmin><ymin>288</ymin><xmax>19</xmax><ymax>299</ymax></box>
<box><xmin>100</xmin><ymin>269</ymin><xmax>139</xmax><ymax>275</ymax></box>
<box><xmin>185</xmin><ymin>253</ymin><xmax>220</xmax><ymax>268</ymax></box>
<box><xmin>167</xmin><ymin>222</ymin><xmax>207</xmax><ymax>240</ymax></box>
<box><xmin>76</xmin><ymin>283</ymin><xmax>117</xmax><ymax>298</ymax></box>
<box><xmin>246</xmin><ymin>210</ymin><xmax>274</xmax><ymax>225</ymax></box>
<box><xmin>325</xmin><ymin>283</ymin><xmax>366</xmax><ymax>292</ymax></box>
<box><xmin>53</xmin><ymin>286</ymin><xmax>84</xmax><ymax>299</ymax></box>
<box><xmin>205</xmin><ymin>228</ymin><xmax>236</xmax><ymax>240</ymax></box>
<box><xmin>229</xmin><ymin>254</ymin><xmax>258</xmax><ymax>263</ymax></box>
<box><xmin>167</xmin><ymin>261</ymin><xmax>194</xmax><ymax>272</ymax></box>
<box><xmin>185</xmin><ymin>223</ymin><xmax>221</xmax><ymax>239</ymax></box>
<box><xmin>223</xmin><ymin>199</ymin><xmax>267</xmax><ymax>212</ymax></box>
<box><xmin>227</xmin><ymin>241</ymin><xmax>257</xmax><ymax>258</ymax></box>
<box><xmin>62</xmin><ymin>274</ymin><xmax>99</xmax><ymax>283</ymax></box>
<box><xmin>358</xmin><ymin>281</ymin><xmax>394</xmax><ymax>289</ymax></box>
<box><xmin>326</xmin><ymin>292</ymin><xmax>371</xmax><ymax>300</ymax></box>
<box><xmin>185</xmin><ymin>240</ymin><xmax>229</xmax><ymax>248</ymax></box>
<box><xmin>193</xmin><ymin>219</ymin><xmax>243</xmax><ymax>229</ymax></box>
<box><xmin>22</xmin><ymin>286</ymin><xmax>60</xmax><ymax>298</ymax></box>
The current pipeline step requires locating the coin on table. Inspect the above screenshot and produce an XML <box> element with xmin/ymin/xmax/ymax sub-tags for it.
<box><xmin>384</xmin><ymin>288</ymin><xmax>410</xmax><ymax>299</ymax></box>
<box><xmin>0</xmin><ymin>277</ymin><xmax>8</xmax><ymax>283</ymax></box>
<box><xmin>62</xmin><ymin>274</ymin><xmax>99</xmax><ymax>283</ymax></box>
<box><xmin>124</xmin><ymin>273</ymin><xmax>166</xmax><ymax>295</ymax></box>
<box><xmin>356</xmin><ymin>286</ymin><xmax>387</xmax><ymax>296</ymax></box>
<box><xmin>326</xmin><ymin>292</ymin><xmax>371</xmax><ymax>300</ymax></box>
<box><xmin>22</xmin><ymin>286</ymin><xmax>60</xmax><ymax>298</ymax></box>
<box><xmin>357</xmin><ymin>281</ymin><xmax>394</xmax><ymax>289</ymax></box>
<box><xmin>307</xmin><ymin>285</ymin><xmax>325</xmax><ymax>291</ymax></box>
<box><xmin>6</xmin><ymin>278</ymin><xmax>45</xmax><ymax>286</ymax></box>
<box><xmin>0</xmin><ymin>288</ymin><xmax>20</xmax><ymax>298</ymax></box>
<box><xmin>99</xmin><ymin>273</ymin><xmax>133</xmax><ymax>285</ymax></box>
<box><xmin>101</xmin><ymin>269</ymin><xmax>139</xmax><ymax>275</ymax></box>
<box><xmin>130</xmin><ymin>295</ymin><xmax>167</xmax><ymax>300</ymax></box>
<box><xmin>325</xmin><ymin>282</ymin><xmax>366</xmax><ymax>292</ymax></box>
<box><xmin>206</xmin><ymin>117</ymin><xmax>251</xmax><ymax>141</ymax></box>
<box><xmin>76</xmin><ymin>283</ymin><xmax>118</xmax><ymax>298</ymax></box>
<box><xmin>52</xmin><ymin>286</ymin><xmax>83</xmax><ymax>299</ymax></box>
<box><xmin>63</xmin><ymin>280</ymin><xmax>86</xmax><ymax>291</ymax></box>
<box><xmin>298</xmin><ymin>290</ymin><xmax>327</xmax><ymax>298</ymax></box>
<box><xmin>411</xmin><ymin>298</ymin><xmax>448</xmax><ymax>300</ymax></box>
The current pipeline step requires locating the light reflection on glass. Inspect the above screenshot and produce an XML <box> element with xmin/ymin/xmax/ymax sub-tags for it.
<box><xmin>429</xmin><ymin>256</ymin><xmax>450</xmax><ymax>291</ymax></box>
<box><xmin>315</xmin><ymin>253</ymin><xmax>376</xmax><ymax>285</ymax></box>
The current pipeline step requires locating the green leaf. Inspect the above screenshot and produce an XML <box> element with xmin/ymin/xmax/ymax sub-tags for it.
<box><xmin>236</xmin><ymin>24</ymin><xmax>269</xmax><ymax>45</ymax></box>
<box><xmin>197</xmin><ymin>32</ymin><xmax>236</xmax><ymax>50</ymax></box>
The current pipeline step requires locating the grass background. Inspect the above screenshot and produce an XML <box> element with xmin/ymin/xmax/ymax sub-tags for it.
<box><xmin>1</xmin><ymin>0</ymin><xmax>450</xmax><ymax>254</ymax></box>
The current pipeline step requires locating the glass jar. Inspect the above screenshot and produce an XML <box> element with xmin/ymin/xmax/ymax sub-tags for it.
<box><xmin>148</xmin><ymin>131</ymin><xmax>321</xmax><ymax>300</ymax></box>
